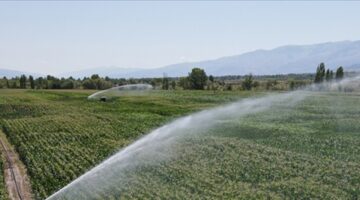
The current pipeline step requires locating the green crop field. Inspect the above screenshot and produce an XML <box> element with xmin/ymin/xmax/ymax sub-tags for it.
<box><xmin>0</xmin><ymin>89</ymin><xmax>254</xmax><ymax>199</ymax></box>
<box><xmin>0</xmin><ymin>155</ymin><xmax>7</xmax><ymax>200</ymax></box>
<box><xmin>113</xmin><ymin>92</ymin><xmax>360</xmax><ymax>199</ymax></box>
<box><xmin>0</xmin><ymin>89</ymin><xmax>360</xmax><ymax>199</ymax></box>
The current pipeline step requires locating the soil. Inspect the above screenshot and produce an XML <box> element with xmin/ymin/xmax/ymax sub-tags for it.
<box><xmin>0</xmin><ymin>131</ymin><xmax>32</xmax><ymax>200</ymax></box>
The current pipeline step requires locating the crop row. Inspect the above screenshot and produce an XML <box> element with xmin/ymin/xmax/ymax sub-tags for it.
<box><xmin>1</xmin><ymin>89</ymin><xmax>360</xmax><ymax>199</ymax></box>
<box><xmin>50</xmin><ymin>91</ymin><xmax>360</xmax><ymax>199</ymax></box>
<box><xmin>0</xmin><ymin>90</ymin><xmax>249</xmax><ymax>199</ymax></box>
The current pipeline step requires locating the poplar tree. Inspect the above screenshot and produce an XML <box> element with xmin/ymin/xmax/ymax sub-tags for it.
<box><xmin>19</xmin><ymin>75</ymin><xmax>27</xmax><ymax>88</ymax></box>
<box><xmin>325</xmin><ymin>69</ymin><xmax>331</xmax><ymax>81</ymax></box>
<box><xmin>335</xmin><ymin>66</ymin><xmax>344</xmax><ymax>80</ymax></box>
<box><xmin>314</xmin><ymin>63</ymin><xmax>326</xmax><ymax>83</ymax></box>
<box><xmin>29</xmin><ymin>75</ymin><xmax>35</xmax><ymax>89</ymax></box>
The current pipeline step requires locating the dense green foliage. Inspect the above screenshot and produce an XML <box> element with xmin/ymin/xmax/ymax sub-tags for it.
<box><xmin>0</xmin><ymin>150</ymin><xmax>7</xmax><ymax>200</ymax></box>
<box><xmin>1</xmin><ymin>89</ymin><xmax>360</xmax><ymax>199</ymax></box>
<box><xmin>241</xmin><ymin>74</ymin><xmax>253</xmax><ymax>90</ymax></box>
<box><xmin>314</xmin><ymin>63</ymin><xmax>344</xmax><ymax>83</ymax></box>
<box><xmin>0</xmin><ymin>89</ymin><xmax>251</xmax><ymax>199</ymax></box>
<box><xmin>188</xmin><ymin>68</ymin><xmax>208</xmax><ymax>90</ymax></box>
<box><xmin>336</xmin><ymin>66</ymin><xmax>344</xmax><ymax>80</ymax></box>
<box><xmin>314</xmin><ymin>63</ymin><xmax>326</xmax><ymax>83</ymax></box>
<box><xmin>0</xmin><ymin>71</ymin><xmax>318</xmax><ymax>91</ymax></box>
<box><xmin>93</xmin><ymin>91</ymin><xmax>360</xmax><ymax>199</ymax></box>
<box><xmin>19</xmin><ymin>75</ymin><xmax>27</xmax><ymax>89</ymax></box>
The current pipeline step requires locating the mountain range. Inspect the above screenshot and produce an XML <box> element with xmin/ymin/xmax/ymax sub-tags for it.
<box><xmin>0</xmin><ymin>68</ymin><xmax>42</xmax><ymax>78</ymax></box>
<box><xmin>1</xmin><ymin>40</ymin><xmax>360</xmax><ymax>78</ymax></box>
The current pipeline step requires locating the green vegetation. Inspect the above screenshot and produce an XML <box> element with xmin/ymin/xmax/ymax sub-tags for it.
<box><xmin>0</xmin><ymin>65</ymin><xmax>354</xmax><ymax>91</ymax></box>
<box><xmin>0</xmin><ymin>89</ymin><xmax>252</xmax><ymax>199</ymax></box>
<box><xmin>188</xmin><ymin>68</ymin><xmax>208</xmax><ymax>90</ymax></box>
<box><xmin>99</xmin><ymin>91</ymin><xmax>360</xmax><ymax>199</ymax></box>
<box><xmin>241</xmin><ymin>74</ymin><xmax>253</xmax><ymax>90</ymax></box>
<box><xmin>0</xmin><ymin>82</ymin><xmax>359</xmax><ymax>199</ymax></box>
<box><xmin>0</xmin><ymin>69</ymin><xmax>315</xmax><ymax>91</ymax></box>
<box><xmin>314</xmin><ymin>62</ymin><xmax>326</xmax><ymax>83</ymax></box>
<box><xmin>336</xmin><ymin>66</ymin><xmax>344</xmax><ymax>80</ymax></box>
<box><xmin>0</xmin><ymin>153</ymin><xmax>7</xmax><ymax>200</ymax></box>
<box><xmin>314</xmin><ymin>62</ymin><xmax>344</xmax><ymax>83</ymax></box>
<box><xmin>82</xmin><ymin>74</ymin><xmax>112</xmax><ymax>90</ymax></box>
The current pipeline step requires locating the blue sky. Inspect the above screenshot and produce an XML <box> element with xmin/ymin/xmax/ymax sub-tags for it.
<box><xmin>1</xmin><ymin>1</ymin><xmax>360</xmax><ymax>75</ymax></box>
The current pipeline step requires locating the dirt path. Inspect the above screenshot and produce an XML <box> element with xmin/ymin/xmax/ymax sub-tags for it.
<box><xmin>0</xmin><ymin>131</ymin><xmax>32</xmax><ymax>200</ymax></box>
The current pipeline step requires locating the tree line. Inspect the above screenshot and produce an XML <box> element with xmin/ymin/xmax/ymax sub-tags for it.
<box><xmin>0</xmin><ymin>75</ymin><xmax>113</xmax><ymax>90</ymax></box>
<box><xmin>0</xmin><ymin>64</ymin><xmax>349</xmax><ymax>91</ymax></box>
<box><xmin>314</xmin><ymin>63</ymin><xmax>344</xmax><ymax>83</ymax></box>
<box><xmin>0</xmin><ymin>68</ymin><xmax>246</xmax><ymax>90</ymax></box>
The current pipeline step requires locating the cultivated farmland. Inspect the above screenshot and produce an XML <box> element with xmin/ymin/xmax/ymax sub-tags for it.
<box><xmin>0</xmin><ymin>89</ymin><xmax>252</xmax><ymax>199</ymax></box>
<box><xmin>0</xmin><ymin>89</ymin><xmax>360</xmax><ymax>199</ymax></box>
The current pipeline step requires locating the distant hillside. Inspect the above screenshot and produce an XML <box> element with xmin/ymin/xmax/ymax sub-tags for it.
<box><xmin>348</xmin><ymin>64</ymin><xmax>360</xmax><ymax>72</ymax></box>
<box><xmin>59</xmin><ymin>67</ymin><xmax>143</xmax><ymax>79</ymax></box>
<box><xmin>162</xmin><ymin>40</ymin><xmax>360</xmax><ymax>76</ymax></box>
<box><xmin>0</xmin><ymin>68</ymin><xmax>42</xmax><ymax>78</ymax></box>
<box><xmin>4</xmin><ymin>40</ymin><xmax>360</xmax><ymax>79</ymax></box>
<box><xmin>58</xmin><ymin>40</ymin><xmax>360</xmax><ymax>78</ymax></box>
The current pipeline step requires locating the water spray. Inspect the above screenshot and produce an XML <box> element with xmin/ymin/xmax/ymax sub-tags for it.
<box><xmin>47</xmin><ymin>77</ymin><xmax>360</xmax><ymax>199</ymax></box>
<box><xmin>87</xmin><ymin>84</ymin><xmax>153</xmax><ymax>101</ymax></box>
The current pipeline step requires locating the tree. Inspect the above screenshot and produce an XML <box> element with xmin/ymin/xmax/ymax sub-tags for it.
<box><xmin>225</xmin><ymin>84</ymin><xmax>232</xmax><ymax>91</ymax></box>
<box><xmin>314</xmin><ymin>63</ymin><xmax>326</xmax><ymax>83</ymax></box>
<box><xmin>179</xmin><ymin>77</ymin><xmax>189</xmax><ymax>89</ymax></box>
<box><xmin>330</xmin><ymin>70</ymin><xmax>334</xmax><ymax>81</ymax></box>
<box><xmin>19</xmin><ymin>75</ymin><xmax>27</xmax><ymax>88</ymax></box>
<box><xmin>208</xmin><ymin>75</ymin><xmax>215</xmax><ymax>91</ymax></box>
<box><xmin>82</xmin><ymin>79</ymin><xmax>97</xmax><ymax>89</ymax></box>
<box><xmin>50</xmin><ymin>80</ymin><xmax>61</xmax><ymax>89</ymax></box>
<box><xmin>96</xmin><ymin>79</ymin><xmax>112</xmax><ymax>90</ymax></box>
<box><xmin>289</xmin><ymin>80</ymin><xmax>296</xmax><ymax>90</ymax></box>
<box><xmin>188</xmin><ymin>68</ymin><xmax>208</xmax><ymax>90</ymax></box>
<box><xmin>12</xmin><ymin>81</ymin><xmax>17</xmax><ymax>88</ymax></box>
<box><xmin>82</xmin><ymin>77</ymin><xmax>112</xmax><ymax>90</ymax></box>
<box><xmin>335</xmin><ymin>66</ymin><xmax>344</xmax><ymax>80</ymax></box>
<box><xmin>242</xmin><ymin>74</ymin><xmax>253</xmax><ymax>90</ymax></box>
<box><xmin>253</xmin><ymin>81</ymin><xmax>260</xmax><ymax>88</ymax></box>
<box><xmin>3</xmin><ymin>76</ymin><xmax>9</xmax><ymax>88</ymax></box>
<box><xmin>171</xmin><ymin>80</ymin><xmax>176</xmax><ymax>90</ymax></box>
<box><xmin>91</xmin><ymin>74</ymin><xmax>100</xmax><ymax>80</ymax></box>
<box><xmin>61</xmin><ymin>80</ymin><xmax>74</xmax><ymax>89</ymax></box>
<box><xmin>209</xmin><ymin>75</ymin><xmax>214</xmax><ymax>82</ymax></box>
<box><xmin>162</xmin><ymin>74</ymin><xmax>169</xmax><ymax>90</ymax></box>
<box><xmin>29</xmin><ymin>75</ymin><xmax>35</xmax><ymax>89</ymax></box>
<box><xmin>325</xmin><ymin>69</ymin><xmax>331</xmax><ymax>82</ymax></box>
<box><xmin>36</xmin><ymin>77</ymin><xmax>44</xmax><ymax>89</ymax></box>
<box><xmin>211</xmin><ymin>81</ymin><xmax>219</xmax><ymax>93</ymax></box>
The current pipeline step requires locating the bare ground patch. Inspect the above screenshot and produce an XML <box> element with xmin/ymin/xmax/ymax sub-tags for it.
<box><xmin>0</xmin><ymin>131</ymin><xmax>32</xmax><ymax>200</ymax></box>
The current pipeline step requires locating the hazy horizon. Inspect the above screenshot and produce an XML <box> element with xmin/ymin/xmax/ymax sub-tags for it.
<box><xmin>1</xmin><ymin>1</ymin><xmax>360</xmax><ymax>75</ymax></box>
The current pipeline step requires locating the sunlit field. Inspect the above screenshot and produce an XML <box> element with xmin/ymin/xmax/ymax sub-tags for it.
<box><xmin>125</xmin><ymin>92</ymin><xmax>360</xmax><ymax>199</ymax></box>
<box><xmin>0</xmin><ymin>89</ymin><xmax>255</xmax><ymax>199</ymax></box>
<box><xmin>2</xmin><ymin>1</ymin><xmax>360</xmax><ymax>199</ymax></box>
<box><xmin>1</xmin><ymin>89</ymin><xmax>360</xmax><ymax>199</ymax></box>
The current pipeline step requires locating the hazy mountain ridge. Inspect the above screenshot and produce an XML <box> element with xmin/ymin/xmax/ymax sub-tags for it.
<box><xmin>0</xmin><ymin>68</ymin><xmax>42</xmax><ymax>78</ymax></box>
<box><xmin>2</xmin><ymin>40</ymin><xmax>360</xmax><ymax>78</ymax></box>
<box><xmin>62</xmin><ymin>40</ymin><xmax>360</xmax><ymax>78</ymax></box>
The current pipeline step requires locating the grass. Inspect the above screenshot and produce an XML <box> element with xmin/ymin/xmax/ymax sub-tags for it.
<box><xmin>0</xmin><ymin>89</ymin><xmax>254</xmax><ymax>199</ymax></box>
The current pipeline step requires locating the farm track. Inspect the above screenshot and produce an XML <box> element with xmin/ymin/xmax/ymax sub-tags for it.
<box><xmin>0</xmin><ymin>131</ymin><xmax>32</xmax><ymax>200</ymax></box>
